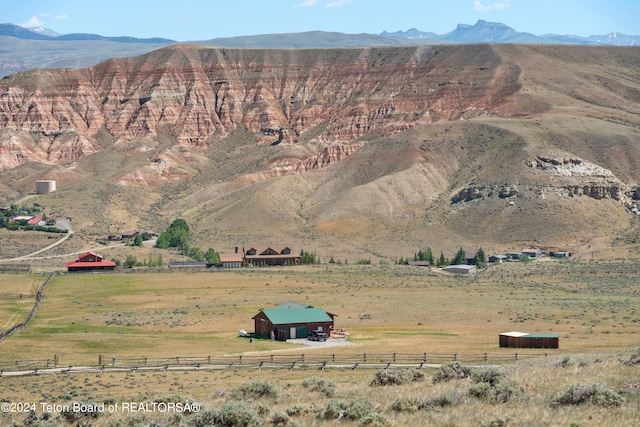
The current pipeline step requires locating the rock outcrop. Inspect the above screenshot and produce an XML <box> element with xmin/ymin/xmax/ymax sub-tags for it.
<box><xmin>0</xmin><ymin>44</ymin><xmax>521</xmax><ymax>174</ymax></box>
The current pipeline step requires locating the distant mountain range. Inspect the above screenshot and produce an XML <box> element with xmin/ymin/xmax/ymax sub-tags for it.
<box><xmin>1</xmin><ymin>20</ymin><xmax>638</xmax><ymax>77</ymax></box>
<box><xmin>0</xmin><ymin>23</ymin><xmax>174</xmax><ymax>43</ymax></box>
<box><xmin>381</xmin><ymin>20</ymin><xmax>640</xmax><ymax>46</ymax></box>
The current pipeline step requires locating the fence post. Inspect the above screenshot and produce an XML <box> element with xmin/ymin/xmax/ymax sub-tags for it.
<box><xmin>98</xmin><ymin>355</ymin><xmax>102</xmax><ymax>366</ymax></box>
<box><xmin>332</xmin><ymin>354</ymin><xmax>335</xmax><ymax>362</ymax></box>
<box><xmin>515</xmin><ymin>353</ymin><xmax>518</xmax><ymax>361</ymax></box>
<box><xmin>208</xmin><ymin>356</ymin><xmax>211</xmax><ymax>364</ymax></box>
<box><xmin>393</xmin><ymin>353</ymin><xmax>396</xmax><ymax>362</ymax></box>
<box><xmin>454</xmin><ymin>353</ymin><xmax>457</xmax><ymax>361</ymax></box>
<box><xmin>423</xmin><ymin>352</ymin><xmax>427</xmax><ymax>362</ymax></box>
<box><xmin>239</xmin><ymin>355</ymin><xmax>243</xmax><ymax>364</ymax></box>
<box><xmin>484</xmin><ymin>353</ymin><xmax>487</xmax><ymax>362</ymax></box>
<box><xmin>144</xmin><ymin>357</ymin><xmax>147</xmax><ymax>367</ymax></box>
<box><xmin>270</xmin><ymin>355</ymin><xmax>274</xmax><ymax>363</ymax></box>
<box><xmin>363</xmin><ymin>353</ymin><xmax>367</xmax><ymax>362</ymax></box>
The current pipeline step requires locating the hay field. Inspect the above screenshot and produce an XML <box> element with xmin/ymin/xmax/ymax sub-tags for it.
<box><xmin>1</xmin><ymin>261</ymin><xmax>639</xmax><ymax>364</ymax></box>
<box><xmin>1</xmin><ymin>262</ymin><xmax>639</xmax><ymax>426</ymax></box>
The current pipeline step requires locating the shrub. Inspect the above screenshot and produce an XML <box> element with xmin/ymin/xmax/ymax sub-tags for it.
<box><xmin>492</xmin><ymin>379</ymin><xmax>524</xmax><ymax>403</ymax></box>
<box><xmin>591</xmin><ymin>389</ymin><xmax>624</xmax><ymax>408</ymax></box>
<box><xmin>557</xmin><ymin>355</ymin><xmax>573</xmax><ymax>367</ymax></box>
<box><xmin>432</xmin><ymin>362</ymin><xmax>472</xmax><ymax>383</ymax></box>
<box><xmin>423</xmin><ymin>391</ymin><xmax>462</xmax><ymax>410</ymax></box>
<box><xmin>624</xmin><ymin>348</ymin><xmax>640</xmax><ymax>366</ymax></box>
<box><xmin>271</xmin><ymin>411</ymin><xmax>291</xmax><ymax>426</ymax></box>
<box><xmin>471</xmin><ymin>367</ymin><xmax>505</xmax><ymax>386</ymax></box>
<box><xmin>319</xmin><ymin>399</ymin><xmax>348</xmax><ymax>420</ymax></box>
<box><xmin>359</xmin><ymin>412</ymin><xmax>389</xmax><ymax>426</ymax></box>
<box><xmin>187</xmin><ymin>409</ymin><xmax>219</xmax><ymax>427</ymax></box>
<box><xmin>231</xmin><ymin>380</ymin><xmax>279</xmax><ymax>399</ymax></box>
<box><xmin>469</xmin><ymin>382</ymin><xmax>493</xmax><ymax>401</ymax></box>
<box><xmin>218</xmin><ymin>402</ymin><xmax>260</xmax><ymax>426</ymax></box>
<box><xmin>552</xmin><ymin>384</ymin><xmax>624</xmax><ymax>408</ymax></box>
<box><xmin>302</xmin><ymin>376</ymin><xmax>337</xmax><ymax>397</ymax></box>
<box><xmin>285</xmin><ymin>403</ymin><xmax>319</xmax><ymax>417</ymax></box>
<box><xmin>390</xmin><ymin>396</ymin><xmax>423</xmax><ymax>413</ymax></box>
<box><xmin>343</xmin><ymin>398</ymin><xmax>376</xmax><ymax>421</ymax></box>
<box><xmin>468</xmin><ymin>368</ymin><xmax>523</xmax><ymax>404</ymax></box>
<box><xmin>553</xmin><ymin>384</ymin><xmax>600</xmax><ymax>406</ymax></box>
<box><xmin>370</xmin><ymin>368</ymin><xmax>425</xmax><ymax>386</ymax></box>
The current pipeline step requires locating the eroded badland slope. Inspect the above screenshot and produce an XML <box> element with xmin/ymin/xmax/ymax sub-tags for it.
<box><xmin>1</xmin><ymin>44</ymin><xmax>639</xmax><ymax>260</ymax></box>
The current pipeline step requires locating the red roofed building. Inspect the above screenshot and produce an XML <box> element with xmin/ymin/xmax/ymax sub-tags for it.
<box><xmin>66</xmin><ymin>251</ymin><xmax>116</xmax><ymax>272</ymax></box>
<box><xmin>27</xmin><ymin>216</ymin><xmax>43</xmax><ymax>225</ymax></box>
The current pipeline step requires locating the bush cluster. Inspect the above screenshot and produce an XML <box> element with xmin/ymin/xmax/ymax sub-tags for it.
<box><xmin>390</xmin><ymin>392</ymin><xmax>461</xmax><ymax>414</ymax></box>
<box><xmin>230</xmin><ymin>380</ymin><xmax>279</xmax><ymax>400</ymax></box>
<box><xmin>319</xmin><ymin>398</ymin><xmax>385</xmax><ymax>424</ymax></box>
<box><xmin>188</xmin><ymin>402</ymin><xmax>259</xmax><ymax>427</ymax></box>
<box><xmin>551</xmin><ymin>384</ymin><xmax>624</xmax><ymax>408</ymax></box>
<box><xmin>468</xmin><ymin>367</ymin><xmax>523</xmax><ymax>404</ymax></box>
<box><xmin>432</xmin><ymin>362</ymin><xmax>472</xmax><ymax>383</ymax></box>
<box><xmin>370</xmin><ymin>368</ymin><xmax>425</xmax><ymax>386</ymax></box>
<box><xmin>301</xmin><ymin>376</ymin><xmax>337</xmax><ymax>397</ymax></box>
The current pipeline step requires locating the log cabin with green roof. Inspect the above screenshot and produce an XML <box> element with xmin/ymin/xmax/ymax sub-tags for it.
<box><xmin>253</xmin><ymin>302</ymin><xmax>335</xmax><ymax>341</ymax></box>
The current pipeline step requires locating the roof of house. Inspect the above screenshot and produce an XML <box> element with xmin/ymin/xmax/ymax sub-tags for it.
<box><xmin>66</xmin><ymin>260</ymin><xmax>116</xmax><ymax>268</ymax></box>
<box><xmin>244</xmin><ymin>244</ymin><xmax>299</xmax><ymax>257</ymax></box>
<box><xmin>258</xmin><ymin>307</ymin><xmax>333</xmax><ymax>325</ymax></box>
<box><xmin>408</xmin><ymin>261</ymin><xmax>430</xmax><ymax>267</ymax></box>
<box><xmin>499</xmin><ymin>331</ymin><xmax>530</xmax><ymax>337</ymax></box>
<box><xmin>443</xmin><ymin>264</ymin><xmax>476</xmax><ymax>271</ymax></box>
<box><xmin>27</xmin><ymin>216</ymin><xmax>43</xmax><ymax>225</ymax></box>
<box><xmin>219</xmin><ymin>254</ymin><xmax>244</xmax><ymax>263</ymax></box>
<box><xmin>500</xmin><ymin>331</ymin><xmax>559</xmax><ymax>338</ymax></box>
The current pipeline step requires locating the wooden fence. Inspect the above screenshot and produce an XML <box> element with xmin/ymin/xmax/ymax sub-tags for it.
<box><xmin>0</xmin><ymin>351</ymin><xmax>556</xmax><ymax>375</ymax></box>
<box><xmin>0</xmin><ymin>272</ymin><xmax>54</xmax><ymax>342</ymax></box>
<box><xmin>95</xmin><ymin>351</ymin><xmax>552</xmax><ymax>371</ymax></box>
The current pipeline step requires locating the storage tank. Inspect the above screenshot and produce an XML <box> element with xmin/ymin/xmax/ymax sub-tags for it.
<box><xmin>35</xmin><ymin>180</ymin><xmax>56</xmax><ymax>194</ymax></box>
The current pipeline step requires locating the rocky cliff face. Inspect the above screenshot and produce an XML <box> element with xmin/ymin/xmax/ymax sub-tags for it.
<box><xmin>0</xmin><ymin>44</ymin><xmax>520</xmax><ymax>176</ymax></box>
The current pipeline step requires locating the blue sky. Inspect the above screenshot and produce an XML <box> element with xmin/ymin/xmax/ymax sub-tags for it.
<box><xmin>5</xmin><ymin>0</ymin><xmax>640</xmax><ymax>41</ymax></box>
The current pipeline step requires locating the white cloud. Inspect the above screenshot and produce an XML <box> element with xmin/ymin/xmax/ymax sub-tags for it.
<box><xmin>55</xmin><ymin>13</ymin><xmax>68</xmax><ymax>20</ymax></box>
<box><xmin>20</xmin><ymin>16</ymin><xmax>45</xmax><ymax>28</ymax></box>
<box><xmin>326</xmin><ymin>0</ymin><xmax>352</xmax><ymax>7</ymax></box>
<box><xmin>295</xmin><ymin>0</ymin><xmax>319</xmax><ymax>6</ymax></box>
<box><xmin>474</xmin><ymin>0</ymin><xmax>511</xmax><ymax>12</ymax></box>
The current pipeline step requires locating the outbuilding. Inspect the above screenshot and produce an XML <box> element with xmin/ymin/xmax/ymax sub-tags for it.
<box><xmin>489</xmin><ymin>255</ymin><xmax>507</xmax><ymax>263</ymax></box>
<box><xmin>442</xmin><ymin>265</ymin><xmax>476</xmax><ymax>274</ymax></box>
<box><xmin>252</xmin><ymin>302</ymin><xmax>335</xmax><ymax>341</ymax></box>
<box><xmin>499</xmin><ymin>331</ymin><xmax>559</xmax><ymax>348</ymax></box>
<box><xmin>219</xmin><ymin>253</ymin><xmax>243</xmax><ymax>268</ymax></box>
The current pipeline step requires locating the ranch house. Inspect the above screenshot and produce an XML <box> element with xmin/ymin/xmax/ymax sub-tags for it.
<box><xmin>66</xmin><ymin>251</ymin><xmax>116</xmax><ymax>272</ymax></box>
<box><xmin>243</xmin><ymin>245</ymin><xmax>301</xmax><ymax>266</ymax></box>
<box><xmin>252</xmin><ymin>302</ymin><xmax>335</xmax><ymax>341</ymax></box>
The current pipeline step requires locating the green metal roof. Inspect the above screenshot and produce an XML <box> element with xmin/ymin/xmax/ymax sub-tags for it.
<box><xmin>262</xmin><ymin>307</ymin><xmax>332</xmax><ymax>325</ymax></box>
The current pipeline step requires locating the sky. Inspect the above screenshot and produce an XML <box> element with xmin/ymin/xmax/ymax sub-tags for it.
<box><xmin>4</xmin><ymin>0</ymin><xmax>640</xmax><ymax>41</ymax></box>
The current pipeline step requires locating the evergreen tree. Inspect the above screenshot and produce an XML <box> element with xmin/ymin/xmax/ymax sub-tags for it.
<box><xmin>451</xmin><ymin>247</ymin><xmax>467</xmax><ymax>265</ymax></box>
<box><xmin>437</xmin><ymin>252</ymin><xmax>449</xmax><ymax>267</ymax></box>
<box><xmin>474</xmin><ymin>247</ymin><xmax>487</xmax><ymax>268</ymax></box>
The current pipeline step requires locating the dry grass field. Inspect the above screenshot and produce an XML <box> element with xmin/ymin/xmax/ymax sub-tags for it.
<box><xmin>0</xmin><ymin>261</ymin><xmax>639</xmax><ymax>426</ymax></box>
